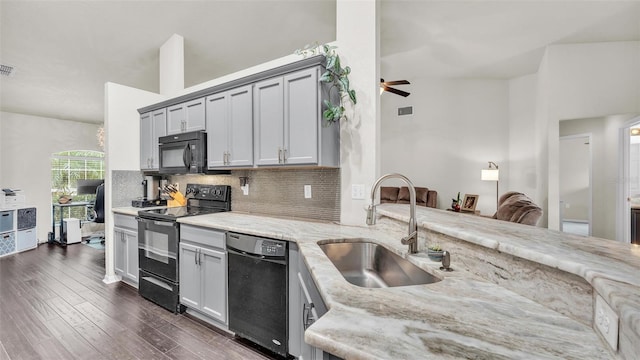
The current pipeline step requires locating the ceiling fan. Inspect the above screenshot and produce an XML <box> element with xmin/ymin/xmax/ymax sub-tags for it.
<box><xmin>380</xmin><ymin>78</ymin><xmax>411</xmax><ymax>97</ymax></box>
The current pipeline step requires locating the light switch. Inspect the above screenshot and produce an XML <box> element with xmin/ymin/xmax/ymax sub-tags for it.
<box><xmin>304</xmin><ymin>185</ymin><xmax>312</xmax><ymax>199</ymax></box>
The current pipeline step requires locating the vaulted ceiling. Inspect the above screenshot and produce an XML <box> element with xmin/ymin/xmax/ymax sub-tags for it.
<box><xmin>1</xmin><ymin>0</ymin><xmax>638</xmax><ymax>125</ymax></box>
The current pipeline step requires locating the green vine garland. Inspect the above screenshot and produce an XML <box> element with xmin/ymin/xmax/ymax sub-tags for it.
<box><xmin>295</xmin><ymin>43</ymin><xmax>357</xmax><ymax>125</ymax></box>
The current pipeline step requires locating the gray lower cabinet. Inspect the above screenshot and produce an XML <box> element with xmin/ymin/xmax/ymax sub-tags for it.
<box><xmin>206</xmin><ymin>85</ymin><xmax>254</xmax><ymax>168</ymax></box>
<box><xmin>140</xmin><ymin>108</ymin><xmax>167</xmax><ymax>170</ymax></box>
<box><xmin>254</xmin><ymin>67</ymin><xmax>339</xmax><ymax>167</ymax></box>
<box><xmin>114</xmin><ymin>214</ymin><xmax>139</xmax><ymax>286</ymax></box>
<box><xmin>179</xmin><ymin>225</ymin><xmax>227</xmax><ymax>325</ymax></box>
<box><xmin>167</xmin><ymin>97</ymin><xmax>206</xmax><ymax>135</ymax></box>
<box><xmin>289</xmin><ymin>243</ymin><xmax>339</xmax><ymax>360</ymax></box>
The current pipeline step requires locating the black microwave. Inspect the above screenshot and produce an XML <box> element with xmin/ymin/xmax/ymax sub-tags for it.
<box><xmin>158</xmin><ymin>131</ymin><xmax>207</xmax><ymax>174</ymax></box>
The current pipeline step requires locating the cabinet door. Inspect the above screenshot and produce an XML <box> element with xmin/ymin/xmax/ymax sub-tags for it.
<box><xmin>123</xmin><ymin>228</ymin><xmax>138</xmax><ymax>283</ymax></box>
<box><xmin>167</xmin><ymin>98</ymin><xmax>206</xmax><ymax>135</ymax></box>
<box><xmin>284</xmin><ymin>68</ymin><xmax>319</xmax><ymax>165</ymax></box>
<box><xmin>114</xmin><ymin>229</ymin><xmax>126</xmax><ymax>277</ymax></box>
<box><xmin>228</xmin><ymin>85</ymin><xmax>254</xmax><ymax>167</ymax></box>
<box><xmin>140</xmin><ymin>112</ymin><xmax>152</xmax><ymax>169</ymax></box>
<box><xmin>167</xmin><ymin>103</ymin><xmax>186</xmax><ymax>135</ymax></box>
<box><xmin>200</xmin><ymin>247</ymin><xmax>227</xmax><ymax>323</ymax></box>
<box><xmin>183</xmin><ymin>97</ymin><xmax>206</xmax><ymax>133</ymax></box>
<box><xmin>179</xmin><ymin>243</ymin><xmax>201</xmax><ymax>309</ymax></box>
<box><xmin>254</xmin><ymin>77</ymin><xmax>284</xmax><ymax>165</ymax></box>
<box><xmin>150</xmin><ymin>108</ymin><xmax>167</xmax><ymax>169</ymax></box>
<box><xmin>298</xmin><ymin>272</ymin><xmax>321</xmax><ymax>360</ymax></box>
<box><xmin>206</xmin><ymin>92</ymin><xmax>228</xmax><ymax>168</ymax></box>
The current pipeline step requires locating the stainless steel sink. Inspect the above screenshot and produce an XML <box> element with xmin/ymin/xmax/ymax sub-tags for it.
<box><xmin>318</xmin><ymin>240</ymin><xmax>441</xmax><ymax>288</ymax></box>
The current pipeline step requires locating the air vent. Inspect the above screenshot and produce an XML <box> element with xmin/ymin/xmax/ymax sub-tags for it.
<box><xmin>0</xmin><ymin>64</ymin><xmax>14</xmax><ymax>77</ymax></box>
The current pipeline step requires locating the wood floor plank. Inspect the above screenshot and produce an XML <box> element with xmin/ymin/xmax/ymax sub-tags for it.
<box><xmin>0</xmin><ymin>341</ymin><xmax>10</xmax><ymax>360</ymax></box>
<box><xmin>42</xmin><ymin>317</ymin><xmax>104</xmax><ymax>360</ymax></box>
<box><xmin>7</xmin><ymin>307</ymin><xmax>56</xmax><ymax>346</ymax></box>
<box><xmin>111</xmin><ymin>329</ymin><xmax>172</xmax><ymax>360</ymax></box>
<box><xmin>30</xmin><ymin>338</ymin><xmax>76</xmax><ymax>360</ymax></box>
<box><xmin>47</xmin><ymin>297</ymin><xmax>91</xmax><ymax>327</ymax></box>
<box><xmin>73</xmin><ymin>320</ymin><xmax>137</xmax><ymax>360</ymax></box>
<box><xmin>73</xmin><ymin>301</ymin><xmax>127</xmax><ymax>335</ymax></box>
<box><xmin>164</xmin><ymin>345</ymin><xmax>203</xmax><ymax>360</ymax></box>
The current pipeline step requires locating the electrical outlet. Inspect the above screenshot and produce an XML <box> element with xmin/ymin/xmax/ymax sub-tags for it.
<box><xmin>351</xmin><ymin>184</ymin><xmax>365</xmax><ymax>200</ymax></box>
<box><xmin>565</xmin><ymin>203</ymin><xmax>571</xmax><ymax>209</ymax></box>
<box><xmin>304</xmin><ymin>185</ymin><xmax>312</xmax><ymax>199</ymax></box>
<box><xmin>595</xmin><ymin>295</ymin><xmax>619</xmax><ymax>351</ymax></box>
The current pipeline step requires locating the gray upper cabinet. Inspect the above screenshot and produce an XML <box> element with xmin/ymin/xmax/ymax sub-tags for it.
<box><xmin>140</xmin><ymin>108</ymin><xmax>167</xmax><ymax>170</ymax></box>
<box><xmin>253</xmin><ymin>77</ymin><xmax>284</xmax><ymax>165</ymax></box>
<box><xmin>206</xmin><ymin>85</ymin><xmax>253</xmax><ymax>168</ymax></box>
<box><xmin>283</xmin><ymin>68</ymin><xmax>319</xmax><ymax>165</ymax></box>
<box><xmin>167</xmin><ymin>97</ymin><xmax>206</xmax><ymax>135</ymax></box>
<box><xmin>254</xmin><ymin>67</ymin><xmax>338</xmax><ymax>167</ymax></box>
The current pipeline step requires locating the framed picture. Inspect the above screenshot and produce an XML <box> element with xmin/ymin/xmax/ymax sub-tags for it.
<box><xmin>461</xmin><ymin>194</ymin><xmax>479</xmax><ymax>212</ymax></box>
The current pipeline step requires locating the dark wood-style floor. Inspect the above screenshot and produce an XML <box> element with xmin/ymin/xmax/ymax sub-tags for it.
<box><xmin>0</xmin><ymin>243</ymin><xmax>277</xmax><ymax>360</ymax></box>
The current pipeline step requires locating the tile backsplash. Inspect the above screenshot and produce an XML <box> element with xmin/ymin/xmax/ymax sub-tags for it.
<box><xmin>111</xmin><ymin>170</ymin><xmax>145</xmax><ymax>207</ymax></box>
<box><xmin>168</xmin><ymin>168</ymin><xmax>340</xmax><ymax>222</ymax></box>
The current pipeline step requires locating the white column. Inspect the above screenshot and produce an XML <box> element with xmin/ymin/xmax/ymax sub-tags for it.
<box><xmin>337</xmin><ymin>0</ymin><xmax>380</xmax><ymax>225</ymax></box>
<box><xmin>160</xmin><ymin>34</ymin><xmax>185</xmax><ymax>96</ymax></box>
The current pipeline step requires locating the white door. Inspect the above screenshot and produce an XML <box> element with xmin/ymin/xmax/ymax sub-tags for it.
<box><xmin>559</xmin><ymin>134</ymin><xmax>592</xmax><ymax>236</ymax></box>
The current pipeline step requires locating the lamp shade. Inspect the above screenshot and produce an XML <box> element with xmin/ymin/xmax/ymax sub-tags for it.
<box><xmin>481</xmin><ymin>169</ymin><xmax>499</xmax><ymax>181</ymax></box>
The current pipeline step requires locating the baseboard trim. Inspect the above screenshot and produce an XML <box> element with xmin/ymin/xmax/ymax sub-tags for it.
<box><xmin>103</xmin><ymin>274</ymin><xmax>121</xmax><ymax>284</ymax></box>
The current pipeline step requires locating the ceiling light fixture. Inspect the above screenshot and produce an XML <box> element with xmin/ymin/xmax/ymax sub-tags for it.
<box><xmin>631</xmin><ymin>128</ymin><xmax>640</xmax><ymax>136</ymax></box>
<box><xmin>0</xmin><ymin>64</ymin><xmax>14</xmax><ymax>77</ymax></box>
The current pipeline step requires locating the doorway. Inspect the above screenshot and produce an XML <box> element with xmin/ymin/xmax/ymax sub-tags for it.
<box><xmin>559</xmin><ymin>134</ymin><xmax>592</xmax><ymax>236</ymax></box>
<box><xmin>620</xmin><ymin>117</ymin><xmax>640</xmax><ymax>244</ymax></box>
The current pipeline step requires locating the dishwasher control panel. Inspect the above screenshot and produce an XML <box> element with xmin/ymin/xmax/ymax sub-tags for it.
<box><xmin>227</xmin><ymin>232</ymin><xmax>287</xmax><ymax>257</ymax></box>
<box><xmin>261</xmin><ymin>240</ymin><xmax>286</xmax><ymax>257</ymax></box>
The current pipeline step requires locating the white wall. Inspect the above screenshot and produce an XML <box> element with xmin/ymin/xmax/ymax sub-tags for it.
<box><xmin>380</xmin><ymin>77</ymin><xmax>510</xmax><ymax>216</ymax></box>
<box><xmin>508</xmin><ymin>74</ymin><xmax>538</xmax><ymax>200</ymax></box>
<box><xmin>544</xmin><ymin>41</ymin><xmax>640</xmax><ymax>232</ymax></box>
<box><xmin>0</xmin><ymin>112</ymin><xmax>101</xmax><ymax>241</ymax></box>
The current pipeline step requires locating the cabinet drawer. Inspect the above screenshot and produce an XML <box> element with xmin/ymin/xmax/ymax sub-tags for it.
<box><xmin>17</xmin><ymin>229</ymin><xmax>37</xmax><ymax>252</ymax></box>
<box><xmin>0</xmin><ymin>211</ymin><xmax>14</xmax><ymax>233</ymax></box>
<box><xmin>0</xmin><ymin>232</ymin><xmax>16</xmax><ymax>256</ymax></box>
<box><xmin>114</xmin><ymin>214</ymin><xmax>138</xmax><ymax>231</ymax></box>
<box><xmin>181</xmin><ymin>225</ymin><xmax>225</xmax><ymax>249</ymax></box>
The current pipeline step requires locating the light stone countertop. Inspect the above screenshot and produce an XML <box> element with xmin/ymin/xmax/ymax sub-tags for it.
<box><xmin>175</xmin><ymin>205</ymin><xmax>640</xmax><ymax>360</ymax></box>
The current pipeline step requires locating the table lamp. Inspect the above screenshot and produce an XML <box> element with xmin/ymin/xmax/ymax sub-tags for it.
<box><xmin>481</xmin><ymin>161</ymin><xmax>499</xmax><ymax>209</ymax></box>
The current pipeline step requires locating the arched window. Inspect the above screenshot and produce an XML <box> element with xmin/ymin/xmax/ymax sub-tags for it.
<box><xmin>51</xmin><ymin>150</ymin><xmax>105</xmax><ymax>221</ymax></box>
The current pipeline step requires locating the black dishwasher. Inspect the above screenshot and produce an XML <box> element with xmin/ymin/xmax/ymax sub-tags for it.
<box><xmin>227</xmin><ymin>232</ymin><xmax>288</xmax><ymax>357</ymax></box>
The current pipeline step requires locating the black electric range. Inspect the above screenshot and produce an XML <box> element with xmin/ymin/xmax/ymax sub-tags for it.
<box><xmin>136</xmin><ymin>184</ymin><xmax>230</xmax><ymax>313</ymax></box>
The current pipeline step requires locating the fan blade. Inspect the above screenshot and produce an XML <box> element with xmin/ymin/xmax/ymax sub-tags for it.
<box><xmin>384</xmin><ymin>80</ymin><xmax>410</xmax><ymax>86</ymax></box>
<box><xmin>383</xmin><ymin>85</ymin><xmax>410</xmax><ymax>97</ymax></box>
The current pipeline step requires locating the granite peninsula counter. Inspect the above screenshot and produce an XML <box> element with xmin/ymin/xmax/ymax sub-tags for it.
<box><xmin>175</xmin><ymin>204</ymin><xmax>640</xmax><ymax>360</ymax></box>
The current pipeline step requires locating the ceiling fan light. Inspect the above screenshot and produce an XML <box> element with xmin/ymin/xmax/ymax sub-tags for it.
<box><xmin>631</xmin><ymin>128</ymin><xmax>640</xmax><ymax>136</ymax></box>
